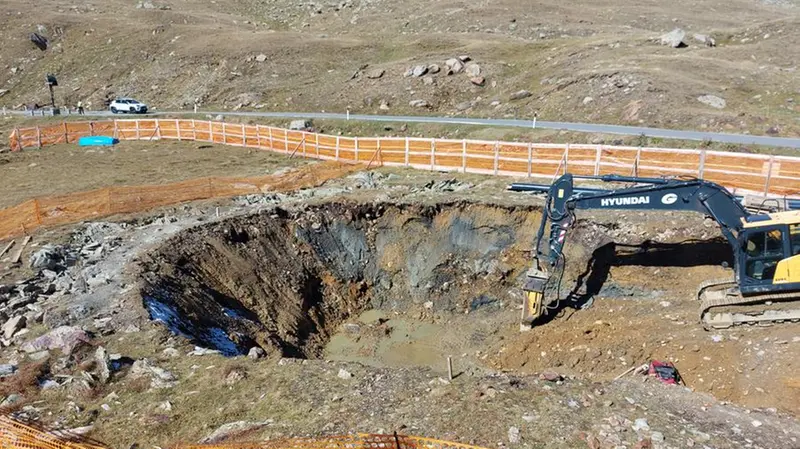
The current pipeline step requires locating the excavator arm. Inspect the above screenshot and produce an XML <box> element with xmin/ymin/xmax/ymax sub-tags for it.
<box><xmin>521</xmin><ymin>173</ymin><xmax>750</xmax><ymax>327</ymax></box>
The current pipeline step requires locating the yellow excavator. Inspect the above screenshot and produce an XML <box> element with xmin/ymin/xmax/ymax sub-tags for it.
<box><xmin>515</xmin><ymin>173</ymin><xmax>800</xmax><ymax>329</ymax></box>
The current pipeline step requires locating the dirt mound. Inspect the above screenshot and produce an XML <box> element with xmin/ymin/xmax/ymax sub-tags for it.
<box><xmin>139</xmin><ymin>202</ymin><xmax>540</xmax><ymax>357</ymax></box>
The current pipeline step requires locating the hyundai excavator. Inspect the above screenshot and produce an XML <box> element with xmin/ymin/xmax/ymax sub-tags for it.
<box><xmin>519</xmin><ymin>173</ymin><xmax>800</xmax><ymax>329</ymax></box>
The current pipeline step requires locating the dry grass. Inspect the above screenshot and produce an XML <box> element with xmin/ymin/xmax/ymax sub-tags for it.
<box><xmin>0</xmin><ymin>140</ymin><xmax>310</xmax><ymax>208</ymax></box>
<box><xmin>0</xmin><ymin>361</ymin><xmax>49</xmax><ymax>401</ymax></box>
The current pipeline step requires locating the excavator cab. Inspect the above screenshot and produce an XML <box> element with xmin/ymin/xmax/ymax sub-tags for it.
<box><xmin>739</xmin><ymin>214</ymin><xmax>800</xmax><ymax>289</ymax></box>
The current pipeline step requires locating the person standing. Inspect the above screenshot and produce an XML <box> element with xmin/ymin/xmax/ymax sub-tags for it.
<box><xmin>77</xmin><ymin>100</ymin><xmax>85</xmax><ymax>115</ymax></box>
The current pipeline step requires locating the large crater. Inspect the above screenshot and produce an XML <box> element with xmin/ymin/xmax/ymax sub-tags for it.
<box><xmin>139</xmin><ymin>202</ymin><xmax>541</xmax><ymax>357</ymax></box>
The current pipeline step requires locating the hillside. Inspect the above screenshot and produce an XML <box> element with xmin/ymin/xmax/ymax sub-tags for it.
<box><xmin>0</xmin><ymin>0</ymin><xmax>798</xmax><ymax>137</ymax></box>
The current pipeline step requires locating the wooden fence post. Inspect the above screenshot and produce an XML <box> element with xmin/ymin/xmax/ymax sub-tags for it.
<box><xmin>564</xmin><ymin>143</ymin><xmax>570</xmax><ymax>175</ymax></box>
<box><xmin>33</xmin><ymin>199</ymin><xmax>42</xmax><ymax>225</ymax></box>
<box><xmin>493</xmin><ymin>142</ymin><xmax>500</xmax><ymax>175</ymax></box>
<box><xmin>354</xmin><ymin>137</ymin><xmax>359</xmax><ymax>162</ymax></box>
<box><xmin>191</xmin><ymin>119</ymin><xmax>197</xmax><ymax>141</ymax></box>
<box><xmin>527</xmin><ymin>143</ymin><xmax>533</xmax><ymax>178</ymax></box>
<box><xmin>632</xmin><ymin>147</ymin><xmax>641</xmax><ymax>177</ymax></box>
<box><xmin>222</xmin><ymin>123</ymin><xmax>227</xmax><ymax>145</ymax></box>
<box><xmin>256</xmin><ymin>125</ymin><xmax>263</xmax><ymax>148</ymax></box>
<box><xmin>405</xmin><ymin>137</ymin><xmax>410</xmax><ymax>167</ymax></box>
<box><xmin>594</xmin><ymin>145</ymin><xmax>602</xmax><ymax>176</ymax></box>
<box><xmin>430</xmin><ymin>140</ymin><xmax>436</xmax><ymax>170</ymax></box>
<box><xmin>12</xmin><ymin>127</ymin><xmax>21</xmax><ymax>151</ymax></box>
<box><xmin>698</xmin><ymin>150</ymin><xmax>706</xmax><ymax>179</ymax></box>
<box><xmin>302</xmin><ymin>132</ymin><xmax>308</xmax><ymax>158</ymax></box>
<box><xmin>176</xmin><ymin>120</ymin><xmax>182</xmax><ymax>141</ymax></box>
<box><xmin>335</xmin><ymin>136</ymin><xmax>341</xmax><ymax>160</ymax></box>
<box><xmin>241</xmin><ymin>123</ymin><xmax>246</xmax><ymax>147</ymax></box>
<box><xmin>106</xmin><ymin>188</ymin><xmax>113</xmax><ymax>214</ymax></box>
<box><xmin>284</xmin><ymin>130</ymin><xmax>289</xmax><ymax>153</ymax></box>
<box><xmin>462</xmin><ymin>140</ymin><xmax>468</xmax><ymax>173</ymax></box>
<box><xmin>89</xmin><ymin>122</ymin><xmax>95</xmax><ymax>136</ymax></box>
<box><xmin>208</xmin><ymin>120</ymin><xmax>213</xmax><ymax>142</ymax></box>
<box><xmin>268</xmin><ymin>127</ymin><xmax>274</xmax><ymax>149</ymax></box>
<box><xmin>367</xmin><ymin>138</ymin><xmax>382</xmax><ymax>169</ymax></box>
<box><xmin>764</xmin><ymin>156</ymin><xmax>775</xmax><ymax>195</ymax></box>
<box><xmin>36</xmin><ymin>126</ymin><xmax>42</xmax><ymax>149</ymax></box>
<box><xmin>136</xmin><ymin>120</ymin><xmax>141</xmax><ymax>140</ymax></box>
<box><xmin>63</xmin><ymin>122</ymin><xmax>68</xmax><ymax>143</ymax></box>
<box><xmin>315</xmin><ymin>133</ymin><xmax>320</xmax><ymax>158</ymax></box>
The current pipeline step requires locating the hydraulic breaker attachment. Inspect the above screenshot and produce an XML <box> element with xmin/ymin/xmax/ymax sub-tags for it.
<box><xmin>521</xmin><ymin>265</ymin><xmax>550</xmax><ymax>330</ymax></box>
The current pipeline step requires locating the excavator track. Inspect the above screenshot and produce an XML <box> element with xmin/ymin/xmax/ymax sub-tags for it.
<box><xmin>698</xmin><ymin>279</ymin><xmax>800</xmax><ymax>329</ymax></box>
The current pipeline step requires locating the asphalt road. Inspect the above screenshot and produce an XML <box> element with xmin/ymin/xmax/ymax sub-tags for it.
<box><xmin>7</xmin><ymin>109</ymin><xmax>800</xmax><ymax>149</ymax></box>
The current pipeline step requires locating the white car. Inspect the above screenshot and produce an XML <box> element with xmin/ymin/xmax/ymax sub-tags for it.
<box><xmin>109</xmin><ymin>98</ymin><xmax>148</xmax><ymax>114</ymax></box>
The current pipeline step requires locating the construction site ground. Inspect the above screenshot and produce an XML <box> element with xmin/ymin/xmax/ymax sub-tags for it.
<box><xmin>0</xmin><ymin>141</ymin><xmax>799</xmax><ymax>449</ymax></box>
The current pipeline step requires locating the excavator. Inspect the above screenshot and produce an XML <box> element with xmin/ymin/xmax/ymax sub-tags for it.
<box><xmin>517</xmin><ymin>173</ymin><xmax>800</xmax><ymax>329</ymax></box>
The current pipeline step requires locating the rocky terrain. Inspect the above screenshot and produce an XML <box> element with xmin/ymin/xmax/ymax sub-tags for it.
<box><xmin>0</xmin><ymin>0</ymin><xmax>798</xmax><ymax>137</ymax></box>
<box><xmin>0</xmin><ymin>164</ymin><xmax>798</xmax><ymax>449</ymax></box>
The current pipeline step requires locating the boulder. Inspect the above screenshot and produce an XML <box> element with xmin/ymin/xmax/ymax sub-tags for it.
<box><xmin>254</xmin><ymin>54</ymin><xmax>268</xmax><ymax>63</ymax></box>
<box><xmin>659</xmin><ymin>28</ymin><xmax>686</xmax><ymax>48</ymax></box>
<box><xmin>465</xmin><ymin>63</ymin><xmax>481</xmax><ymax>77</ymax></box>
<box><xmin>95</xmin><ymin>346</ymin><xmax>111</xmax><ymax>383</ymax></box>
<box><xmin>366</xmin><ymin>69</ymin><xmax>385</xmax><ymax>79</ymax></box>
<box><xmin>201</xmin><ymin>421</ymin><xmax>273</xmax><ymax>444</ymax></box>
<box><xmin>409</xmin><ymin>99</ymin><xmax>429</xmax><ymax>108</ymax></box>
<box><xmin>693</xmin><ymin>34</ymin><xmax>716</xmax><ymax>47</ymax></box>
<box><xmin>21</xmin><ymin>326</ymin><xmax>90</xmax><ymax>355</ymax></box>
<box><xmin>248</xmin><ymin>347</ymin><xmax>266</xmax><ymax>359</ymax></box>
<box><xmin>509</xmin><ymin>90</ymin><xmax>532</xmax><ymax>101</ymax></box>
<box><xmin>411</xmin><ymin>65</ymin><xmax>428</xmax><ymax>77</ymax></box>
<box><xmin>470</xmin><ymin>77</ymin><xmax>486</xmax><ymax>86</ymax></box>
<box><xmin>0</xmin><ymin>364</ymin><xmax>17</xmax><ymax>377</ymax></box>
<box><xmin>130</xmin><ymin>359</ymin><xmax>177</xmax><ymax>389</ymax></box>
<box><xmin>697</xmin><ymin>94</ymin><xmax>726</xmax><ymax>109</ymax></box>
<box><xmin>445</xmin><ymin>58</ymin><xmax>464</xmax><ymax>74</ymax></box>
<box><xmin>2</xmin><ymin>315</ymin><xmax>27</xmax><ymax>340</ymax></box>
<box><xmin>29</xmin><ymin>245</ymin><xmax>64</xmax><ymax>271</ymax></box>
<box><xmin>427</xmin><ymin>64</ymin><xmax>441</xmax><ymax>74</ymax></box>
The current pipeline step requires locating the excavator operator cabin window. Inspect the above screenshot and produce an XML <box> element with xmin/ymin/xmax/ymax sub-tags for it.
<box><xmin>791</xmin><ymin>224</ymin><xmax>800</xmax><ymax>255</ymax></box>
<box><xmin>744</xmin><ymin>229</ymin><xmax>784</xmax><ymax>281</ymax></box>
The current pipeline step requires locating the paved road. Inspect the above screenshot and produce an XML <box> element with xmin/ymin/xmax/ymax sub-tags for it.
<box><xmin>8</xmin><ymin>109</ymin><xmax>800</xmax><ymax>149</ymax></box>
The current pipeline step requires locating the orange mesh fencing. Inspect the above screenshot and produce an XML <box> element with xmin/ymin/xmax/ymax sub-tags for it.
<box><xmin>0</xmin><ymin>415</ymin><xmax>109</xmax><ymax>449</ymax></box>
<box><xmin>0</xmin><ymin>162</ymin><xmax>360</xmax><ymax>241</ymax></box>
<box><xmin>0</xmin><ymin>415</ymin><xmax>490</xmax><ymax>449</ymax></box>
<box><xmin>11</xmin><ymin>119</ymin><xmax>800</xmax><ymax>197</ymax></box>
<box><xmin>7</xmin><ymin>118</ymin><xmax>800</xmax><ymax>198</ymax></box>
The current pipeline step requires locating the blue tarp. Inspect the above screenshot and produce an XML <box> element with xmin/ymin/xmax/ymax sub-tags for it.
<box><xmin>78</xmin><ymin>136</ymin><xmax>118</xmax><ymax>146</ymax></box>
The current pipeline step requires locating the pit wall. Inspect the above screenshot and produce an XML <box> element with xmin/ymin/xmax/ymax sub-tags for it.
<box><xmin>10</xmin><ymin>119</ymin><xmax>800</xmax><ymax>196</ymax></box>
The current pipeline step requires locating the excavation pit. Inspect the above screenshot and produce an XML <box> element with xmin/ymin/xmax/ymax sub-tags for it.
<box><xmin>139</xmin><ymin>202</ymin><xmax>540</xmax><ymax>359</ymax></box>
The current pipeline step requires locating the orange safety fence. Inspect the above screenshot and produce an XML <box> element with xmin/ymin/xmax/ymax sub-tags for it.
<box><xmin>8</xmin><ymin>119</ymin><xmax>800</xmax><ymax>198</ymax></box>
<box><xmin>0</xmin><ymin>415</ymin><xmax>109</xmax><ymax>449</ymax></box>
<box><xmin>0</xmin><ymin>161</ymin><xmax>360</xmax><ymax>241</ymax></box>
<box><xmin>0</xmin><ymin>415</ymin><xmax>491</xmax><ymax>449</ymax></box>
